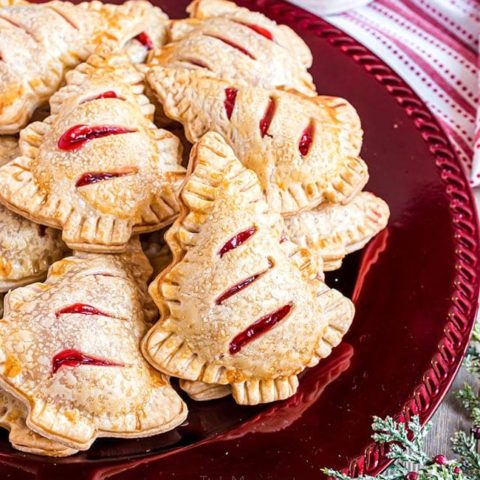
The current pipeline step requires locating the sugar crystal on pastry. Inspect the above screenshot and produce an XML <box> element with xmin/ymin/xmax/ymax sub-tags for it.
<box><xmin>0</xmin><ymin>239</ymin><xmax>187</xmax><ymax>451</ymax></box>
<box><xmin>0</xmin><ymin>51</ymin><xmax>186</xmax><ymax>253</ymax></box>
<box><xmin>142</xmin><ymin>132</ymin><xmax>355</xmax><ymax>405</ymax></box>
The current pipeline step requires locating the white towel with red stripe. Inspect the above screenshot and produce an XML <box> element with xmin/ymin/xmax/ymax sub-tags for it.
<box><xmin>291</xmin><ymin>0</ymin><xmax>480</xmax><ymax>187</ymax></box>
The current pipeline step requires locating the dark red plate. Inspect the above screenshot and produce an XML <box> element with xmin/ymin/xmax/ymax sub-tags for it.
<box><xmin>2</xmin><ymin>1</ymin><xmax>479</xmax><ymax>479</ymax></box>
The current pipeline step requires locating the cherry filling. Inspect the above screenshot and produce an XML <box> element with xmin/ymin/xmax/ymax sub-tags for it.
<box><xmin>216</xmin><ymin>260</ymin><xmax>273</xmax><ymax>305</ymax></box>
<box><xmin>51</xmin><ymin>349</ymin><xmax>123</xmax><ymax>374</ymax></box>
<box><xmin>224</xmin><ymin>87</ymin><xmax>238</xmax><ymax>120</ymax></box>
<box><xmin>219</xmin><ymin>226</ymin><xmax>257</xmax><ymax>258</ymax></box>
<box><xmin>229</xmin><ymin>303</ymin><xmax>293</xmax><ymax>354</ymax></box>
<box><xmin>236</xmin><ymin>21</ymin><xmax>273</xmax><ymax>41</ymax></box>
<box><xmin>134</xmin><ymin>32</ymin><xmax>154</xmax><ymax>50</ymax></box>
<box><xmin>205</xmin><ymin>34</ymin><xmax>255</xmax><ymax>59</ymax></box>
<box><xmin>81</xmin><ymin>91</ymin><xmax>121</xmax><ymax>104</ymax></box>
<box><xmin>180</xmin><ymin>58</ymin><xmax>211</xmax><ymax>70</ymax></box>
<box><xmin>58</xmin><ymin>124</ymin><xmax>136</xmax><ymax>151</ymax></box>
<box><xmin>47</xmin><ymin>7</ymin><xmax>79</xmax><ymax>30</ymax></box>
<box><xmin>0</xmin><ymin>15</ymin><xmax>35</xmax><ymax>39</ymax></box>
<box><xmin>299</xmin><ymin>120</ymin><xmax>314</xmax><ymax>156</ymax></box>
<box><xmin>55</xmin><ymin>303</ymin><xmax>112</xmax><ymax>319</ymax></box>
<box><xmin>75</xmin><ymin>167</ymin><xmax>138</xmax><ymax>188</ymax></box>
<box><xmin>259</xmin><ymin>97</ymin><xmax>275</xmax><ymax>138</ymax></box>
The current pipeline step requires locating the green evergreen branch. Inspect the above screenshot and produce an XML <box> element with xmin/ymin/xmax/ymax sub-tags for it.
<box><xmin>322</xmin><ymin>319</ymin><xmax>480</xmax><ymax>480</ymax></box>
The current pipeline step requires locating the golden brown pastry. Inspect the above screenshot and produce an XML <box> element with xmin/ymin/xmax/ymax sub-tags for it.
<box><xmin>0</xmin><ymin>388</ymin><xmax>77</xmax><ymax>456</ymax></box>
<box><xmin>0</xmin><ymin>239</ymin><xmax>187</xmax><ymax>451</ymax></box>
<box><xmin>147</xmin><ymin>67</ymin><xmax>367</xmax><ymax>215</ymax></box>
<box><xmin>0</xmin><ymin>136</ymin><xmax>68</xmax><ymax>291</ymax></box>
<box><xmin>142</xmin><ymin>132</ymin><xmax>354</xmax><ymax>405</ymax></box>
<box><xmin>0</xmin><ymin>52</ymin><xmax>185</xmax><ymax>253</ymax></box>
<box><xmin>285</xmin><ymin>192</ymin><xmax>390</xmax><ymax>270</ymax></box>
<box><xmin>151</xmin><ymin>0</ymin><xmax>315</xmax><ymax>95</ymax></box>
<box><xmin>0</xmin><ymin>0</ymin><xmax>165</xmax><ymax>134</ymax></box>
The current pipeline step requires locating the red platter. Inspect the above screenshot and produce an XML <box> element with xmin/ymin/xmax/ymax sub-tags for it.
<box><xmin>1</xmin><ymin>1</ymin><xmax>479</xmax><ymax>478</ymax></box>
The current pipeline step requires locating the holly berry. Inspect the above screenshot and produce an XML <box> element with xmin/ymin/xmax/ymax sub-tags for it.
<box><xmin>406</xmin><ymin>472</ymin><xmax>418</xmax><ymax>480</ymax></box>
<box><xmin>434</xmin><ymin>454</ymin><xmax>447</xmax><ymax>465</ymax></box>
<box><xmin>471</xmin><ymin>425</ymin><xmax>480</xmax><ymax>439</ymax></box>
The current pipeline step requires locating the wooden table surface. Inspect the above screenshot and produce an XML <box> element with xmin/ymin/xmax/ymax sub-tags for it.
<box><xmin>424</xmin><ymin>191</ymin><xmax>480</xmax><ymax>457</ymax></box>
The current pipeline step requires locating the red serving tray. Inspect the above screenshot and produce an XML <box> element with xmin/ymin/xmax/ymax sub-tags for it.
<box><xmin>1</xmin><ymin>1</ymin><xmax>479</xmax><ymax>478</ymax></box>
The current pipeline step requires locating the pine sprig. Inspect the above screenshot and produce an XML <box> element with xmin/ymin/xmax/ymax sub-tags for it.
<box><xmin>322</xmin><ymin>319</ymin><xmax>480</xmax><ymax>480</ymax></box>
<box><xmin>451</xmin><ymin>431</ymin><xmax>480</xmax><ymax>479</ymax></box>
<box><xmin>322</xmin><ymin>416</ymin><xmax>462</xmax><ymax>480</ymax></box>
<box><xmin>455</xmin><ymin>384</ymin><xmax>480</xmax><ymax>426</ymax></box>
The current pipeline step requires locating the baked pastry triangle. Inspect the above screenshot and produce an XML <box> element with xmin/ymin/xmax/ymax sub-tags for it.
<box><xmin>150</xmin><ymin>0</ymin><xmax>314</xmax><ymax>95</ymax></box>
<box><xmin>0</xmin><ymin>0</ymin><xmax>164</xmax><ymax>133</ymax></box>
<box><xmin>285</xmin><ymin>191</ymin><xmax>390</xmax><ymax>270</ymax></box>
<box><xmin>0</xmin><ymin>52</ymin><xmax>186</xmax><ymax>253</ymax></box>
<box><xmin>0</xmin><ymin>239</ymin><xmax>187</xmax><ymax>451</ymax></box>
<box><xmin>142</xmin><ymin>132</ymin><xmax>355</xmax><ymax>405</ymax></box>
<box><xmin>147</xmin><ymin>67</ymin><xmax>367</xmax><ymax>215</ymax></box>
<box><xmin>0</xmin><ymin>388</ymin><xmax>77</xmax><ymax>456</ymax></box>
<box><xmin>0</xmin><ymin>136</ymin><xmax>68</xmax><ymax>291</ymax></box>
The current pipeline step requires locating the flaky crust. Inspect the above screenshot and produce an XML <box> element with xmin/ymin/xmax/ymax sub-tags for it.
<box><xmin>151</xmin><ymin>0</ymin><xmax>314</xmax><ymax>95</ymax></box>
<box><xmin>285</xmin><ymin>192</ymin><xmax>390</xmax><ymax>270</ymax></box>
<box><xmin>0</xmin><ymin>0</ymin><xmax>165</xmax><ymax>134</ymax></box>
<box><xmin>124</xmin><ymin>6</ymin><xmax>169</xmax><ymax>64</ymax></box>
<box><xmin>0</xmin><ymin>52</ymin><xmax>185</xmax><ymax>253</ymax></box>
<box><xmin>142</xmin><ymin>132</ymin><xmax>354</xmax><ymax>405</ymax></box>
<box><xmin>179</xmin><ymin>380</ymin><xmax>231</xmax><ymax>401</ymax></box>
<box><xmin>0</xmin><ymin>388</ymin><xmax>77</xmax><ymax>456</ymax></box>
<box><xmin>185</xmin><ymin>0</ymin><xmax>313</xmax><ymax>69</ymax></box>
<box><xmin>0</xmin><ymin>136</ymin><xmax>19</xmax><ymax>166</ymax></box>
<box><xmin>0</xmin><ymin>239</ymin><xmax>187</xmax><ymax>450</ymax></box>
<box><xmin>0</xmin><ymin>136</ymin><xmax>68</xmax><ymax>291</ymax></box>
<box><xmin>147</xmin><ymin>67</ymin><xmax>367</xmax><ymax>215</ymax></box>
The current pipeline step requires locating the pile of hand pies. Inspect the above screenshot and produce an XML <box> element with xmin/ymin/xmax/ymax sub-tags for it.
<box><xmin>0</xmin><ymin>0</ymin><xmax>389</xmax><ymax>456</ymax></box>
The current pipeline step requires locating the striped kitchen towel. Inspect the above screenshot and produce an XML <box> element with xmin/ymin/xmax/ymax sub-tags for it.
<box><xmin>291</xmin><ymin>0</ymin><xmax>480</xmax><ymax>186</ymax></box>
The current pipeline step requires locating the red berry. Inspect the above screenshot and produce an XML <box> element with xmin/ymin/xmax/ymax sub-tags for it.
<box><xmin>471</xmin><ymin>426</ymin><xmax>480</xmax><ymax>439</ymax></box>
<box><xmin>434</xmin><ymin>454</ymin><xmax>448</xmax><ymax>465</ymax></box>
<box><xmin>454</xmin><ymin>466</ymin><xmax>461</xmax><ymax>474</ymax></box>
<box><xmin>406</xmin><ymin>473</ymin><xmax>418</xmax><ymax>480</ymax></box>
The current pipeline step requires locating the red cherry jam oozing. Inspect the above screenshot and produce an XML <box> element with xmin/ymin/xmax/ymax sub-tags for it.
<box><xmin>75</xmin><ymin>167</ymin><xmax>138</xmax><ymax>188</ymax></box>
<box><xmin>134</xmin><ymin>31</ymin><xmax>154</xmax><ymax>50</ymax></box>
<box><xmin>229</xmin><ymin>303</ymin><xmax>293</xmax><ymax>354</ymax></box>
<box><xmin>260</xmin><ymin>97</ymin><xmax>275</xmax><ymax>138</ymax></box>
<box><xmin>206</xmin><ymin>34</ymin><xmax>255</xmax><ymax>59</ymax></box>
<box><xmin>216</xmin><ymin>260</ymin><xmax>273</xmax><ymax>306</ymax></box>
<box><xmin>299</xmin><ymin>120</ymin><xmax>314</xmax><ymax>156</ymax></box>
<box><xmin>58</xmin><ymin>124</ymin><xmax>136</xmax><ymax>151</ymax></box>
<box><xmin>219</xmin><ymin>226</ymin><xmax>257</xmax><ymax>258</ymax></box>
<box><xmin>224</xmin><ymin>87</ymin><xmax>238</xmax><ymax>120</ymax></box>
<box><xmin>52</xmin><ymin>349</ymin><xmax>123</xmax><ymax>374</ymax></box>
<box><xmin>237</xmin><ymin>21</ymin><xmax>273</xmax><ymax>41</ymax></box>
<box><xmin>81</xmin><ymin>91</ymin><xmax>121</xmax><ymax>104</ymax></box>
<box><xmin>55</xmin><ymin>303</ymin><xmax>112</xmax><ymax>319</ymax></box>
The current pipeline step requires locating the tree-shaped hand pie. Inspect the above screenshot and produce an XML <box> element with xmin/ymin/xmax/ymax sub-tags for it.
<box><xmin>0</xmin><ymin>52</ymin><xmax>185</xmax><ymax>253</ymax></box>
<box><xmin>147</xmin><ymin>67</ymin><xmax>367</xmax><ymax>215</ymax></box>
<box><xmin>150</xmin><ymin>0</ymin><xmax>315</xmax><ymax>95</ymax></box>
<box><xmin>0</xmin><ymin>0</ymin><xmax>167</xmax><ymax>134</ymax></box>
<box><xmin>285</xmin><ymin>191</ymin><xmax>390</xmax><ymax>271</ymax></box>
<box><xmin>0</xmin><ymin>389</ymin><xmax>77</xmax><ymax>456</ymax></box>
<box><xmin>142</xmin><ymin>132</ymin><xmax>355</xmax><ymax>406</ymax></box>
<box><xmin>0</xmin><ymin>239</ymin><xmax>187</xmax><ymax>451</ymax></box>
